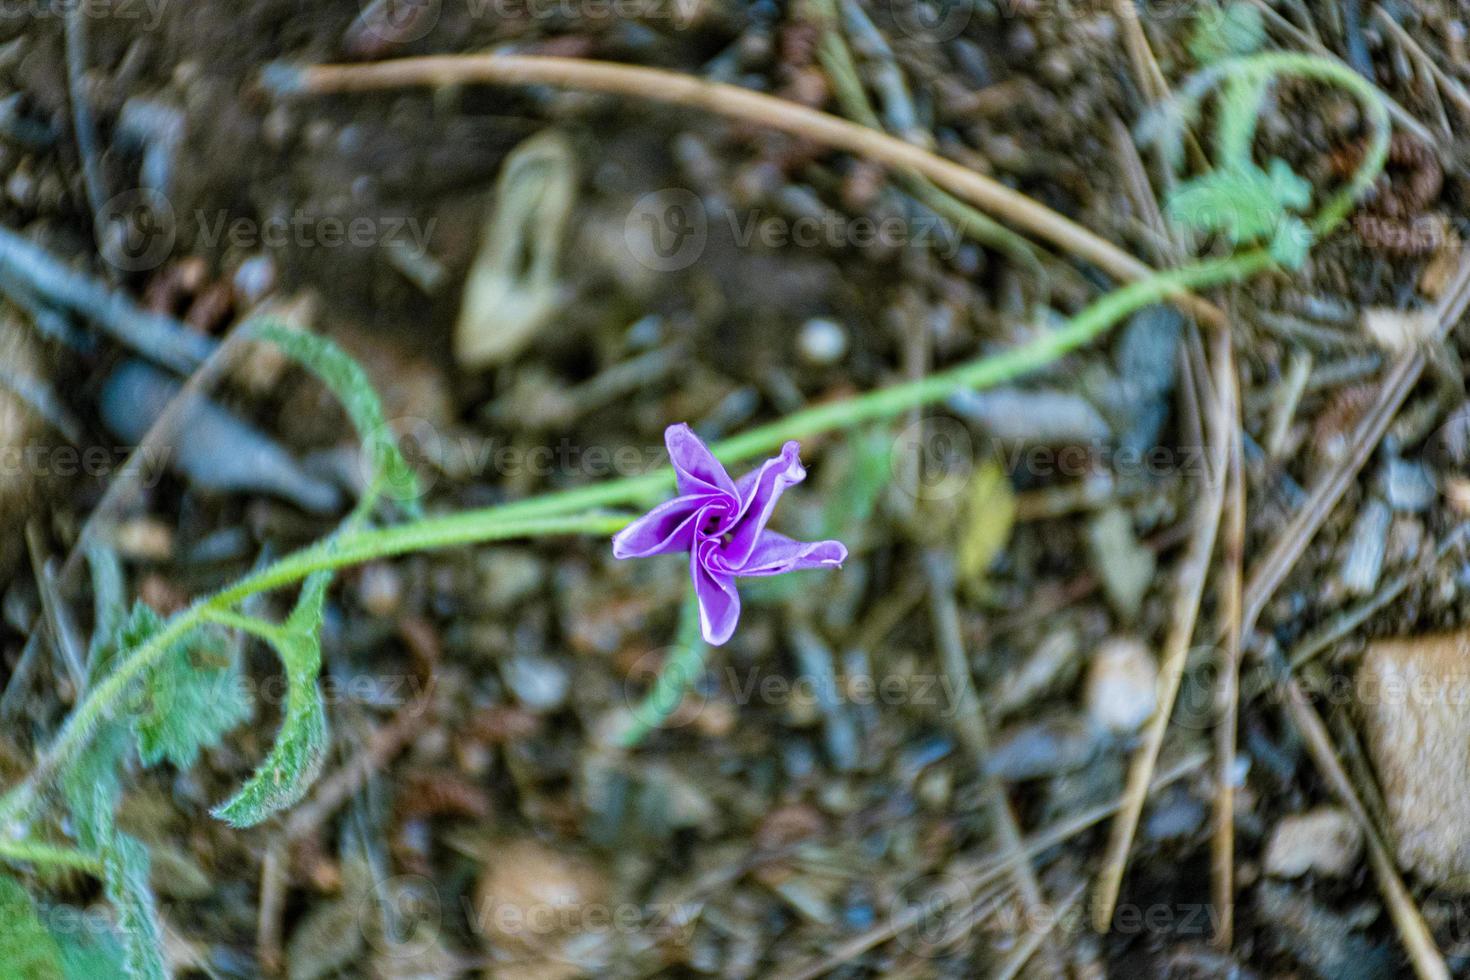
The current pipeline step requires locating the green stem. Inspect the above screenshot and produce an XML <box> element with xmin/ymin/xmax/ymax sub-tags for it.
<box><xmin>618</xmin><ymin>588</ymin><xmax>708</xmax><ymax>747</ymax></box>
<box><xmin>0</xmin><ymin>512</ymin><xmax>628</xmax><ymax>825</ymax></box>
<box><xmin>199</xmin><ymin>609</ymin><xmax>287</xmax><ymax>645</ymax></box>
<box><xmin>0</xmin><ymin>249</ymin><xmax>1274</xmax><ymax>822</ymax></box>
<box><xmin>1174</xmin><ymin>51</ymin><xmax>1391</xmax><ymax>237</ymax></box>
<box><xmin>440</xmin><ymin>249</ymin><xmax>1275</xmax><ymax>526</ymax></box>
<box><xmin>0</xmin><ymin>837</ymin><xmax>103</xmax><ymax>874</ymax></box>
<box><xmin>0</xmin><ymin>51</ymin><xmax>1390</xmax><ymax>827</ymax></box>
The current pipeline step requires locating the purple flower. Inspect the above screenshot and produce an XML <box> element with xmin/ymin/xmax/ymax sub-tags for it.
<box><xmin>612</xmin><ymin>424</ymin><xmax>847</xmax><ymax>645</ymax></box>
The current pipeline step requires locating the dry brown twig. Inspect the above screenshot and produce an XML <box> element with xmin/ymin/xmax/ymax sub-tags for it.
<box><xmin>1096</xmin><ymin>113</ymin><xmax>1245</xmax><ymax>944</ymax></box>
<box><xmin>1211</xmin><ymin>333</ymin><xmax>1246</xmax><ymax>949</ymax></box>
<box><xmin>1275</xmin><ymin>663</ymin><xmax>1449</xmax><ymax>979</ymax></box>
<box><xmin>1372</xmin><ymin>7</ymin><xmax>1470</xmax><ymax>130</ymax></box>
<box><xmin>773</xmin><ymin>753</ymin><xmax>1207</xmax><ymax>980</ymax></box>
<box><xmin>1092</xmin><ymin>310</ymin><xmax>1234</xmax><ymax>932</ymax></box>
<box><xmin>1243</xmin><ymin>0</ymin><xmax>1445</xmax><ymax>155</ymax></box>
<box><xmin>1111</xmin><ymin>0</ymin><xmax>1169</xmax><ymax>104</ymax></box>
<box><xmin>1241</xmin><ymin>249</ymin><xmax>1470</xmax><ymax>637</ymax></box>
<box><xmin>923</xmin><ymin>552</ymin><xmax>1058</xmax><ymax>975</ymax></box>
<box><xmin>265</xmin><ymin>54</ymin><xmax>1225</xmax><ymax>328</ymax></box>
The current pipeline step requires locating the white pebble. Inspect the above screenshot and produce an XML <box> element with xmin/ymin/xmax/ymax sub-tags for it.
<box><xmin>233</xmin><ymin>255</ymin><xmax>278</xmax><ymax>306</ymax></box>
<box><xmin>796</xmin><ymin>318</ymin><xmax>848</xmax><ymax>366</ymax></box>
<box><xmin>1264</xmin><ymin>807</ymin><xmax>1363</xmax><ymax>878</ymax></box>
<box><xmin>1084</xmin><ymin>637</ymin><xmax>1158</xmax><ymax>735</ymax></box>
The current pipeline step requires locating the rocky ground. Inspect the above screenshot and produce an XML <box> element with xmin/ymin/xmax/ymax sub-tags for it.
<box><xmin>2</xmin><ymin>0</ymin><xmax>1470</xmax><ymax>977</ymax></box>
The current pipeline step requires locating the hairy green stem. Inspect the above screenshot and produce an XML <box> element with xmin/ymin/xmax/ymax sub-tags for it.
<box><xmin>0</xmin><ymin>50</ymin><xmax>1390</xmax><ymax>831</ymax></box>
<box><xmin>0</xmin><ymin>250</ymin><xmax>1237</xmax><ymax>826</ymax></box>
<box><xmin>0</xmin><ymin>512</ymin><xmax>628</xmax><ymax>825</ymax></box>
<box><xmin>0</xmin><ymin>837</ymin><xmax>103</xmax><ymax>874</ymax></box>
<box><xmin>617</xmin><ymin>587</ymin><xmax>708</xmax><ymax>747</ymax></box>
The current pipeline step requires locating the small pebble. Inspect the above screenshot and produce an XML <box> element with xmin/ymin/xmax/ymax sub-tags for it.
<box><xmin>110</xmin><ymin>517</ymin><xmax>175</xmax><ymax>561</ymax></box>
<box><xmin>232</xmin><ymin>255</ymin><xmax>277</xmax><ymax>307</ymax></box>
<box><xmin>1143</xmin><ymin>790</ymin><xmax>1205</xmax><ymax>841</ymax></box>
<box><xmin>1086</xmin><ymin>507</ymin><xmax>1155</xmax><ymax>621</ymax></box>
<box><xmin>1264</xmin><ymin>807</ymin><xmax>1363</xmax><ymax>878</ymax></box>
<box><xmin>947</xmin><ymin>386</ymin><xmax>1110</xmax><ymax>444</ymax></box>
<box><xmin>356</xmin><ymin>563</ymin><xmax>402</xmax><ymax>618</ymax></box>
<box><xmin>1358</xmin><ymin>630</ymin><xmax>1470</xmax><ymax>883</ymax></box>
<box><xmin>1382</xmin><ymin>458</ymin><xmax>1436</xmax><ymax>512</ymax></box>
<box><xmin>478</xmin><ymin>549</ymin><xmax>545</xmax><ymax>611</ymax></box>
<box><xmin>796</xmin><ymin>317</ymin><xmax>849</xmax><ymax>367</ymax></box>
<box><xmin>1108</xmin><ymin>305</ymin><xmax>1183</xmax><ymax>454</ymax></box>
<box><xmin>6</xmin><ymin>164</ymin><xmax>34</xmax><ymax>208</ymax></box>
<box><xmin>1361</xmin><ymin>307</ymin><xmax>1436</xmax><ymax>354</ymax></box>
<box><xmin>986</xmin><ymin>717</ymin><xmax>1096</xmax><ymax>781</ymax></box>
<box><xmin>1113</xmin><ymin>306</ymin><xmax>1183</xmax><ymax>399</ymax></box>
<box><xmin>1339</xmin><ymin>498</ymin><xmax>1390</xmax><ymax>596</ymax></box>
<box><xmin>1006</xmin><ymin>23</ymin><xmax>1038</xmax><ymax>55</ymax></box>
<box><xmin>499</xmin><ymin>653</ymin><xmax>570</xmax><ymax>713</ymax></box>
<box><xmin>1444</xmin><ymin>476</ymin><xmax>1470</xmax><ymax>516</ymax></box>
<box><xmin>473</xmin><ymin>838</ymin><xmax>609</xmax><ymax>962</ymax></box>
<box><xmin>1084</xmin><ymin>637</ymin><xmax>1158</xmax><ymax>735</ymax></box>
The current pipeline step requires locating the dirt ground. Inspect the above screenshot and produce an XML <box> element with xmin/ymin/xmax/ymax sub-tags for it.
<box><xmin>2</xmin><ymin>0</ymin><xmax>1470</xmax><ymax>977</ymax></box>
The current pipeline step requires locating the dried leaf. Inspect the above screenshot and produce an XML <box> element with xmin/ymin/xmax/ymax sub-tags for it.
<box><xmin>955</xmin><ymin>461</ymin><xmax>1015</xmax><ymax>591</ymax></box>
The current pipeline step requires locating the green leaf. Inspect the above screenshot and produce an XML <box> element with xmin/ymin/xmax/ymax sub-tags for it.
<box><xmin>61</xmin><ymin>730</ymin><xmax>128</xmax><ymax>854</ymax></box>
<box><xmin>89</xmin><ymin>601</ymin><xmax>254</xmax><ymax>773</ymax></box>
<box><xmin>65</xmin><ymin>600</ymin><xmax>160</xmax><ymax>852</ymax></box>
<box><xmin>1265</xmin><ymin>156</ymin><xmax>1312</xmax><ymax>210</ymax></box>
<box><xmin>1167</xmin><ymin>159</ymin><xmax>1312</xmax><ymax>249</ymax></box>
<box><xmin>0</xmin><ymin>875</ymin><xmax>65</xmax><ymax>980</ymax></box>
<box><xmin>100</xmin><ymin>836</ymin><xmax>165</xmax><ymax>980</ymax></box>
<box><xmin>1269</xmin><ymin>215</ymin><xmax>1315</xmax><ymax>268</ymax></box>
<box><xmin>211</xmin><ymin>571</ymin><xmax>332</xmax><ymax>827</ymax></box>
<box><xmin>1189</xmin><ymin>2</ymin><xmax>1265</xmax><ymax>65</ymax></box>
<box><xmin>134</xmin><ymin>626</ymin><xmax>252</xmax><ymax>769</ymax></box>
<box><xmin>248</xmin><ymin>320</ymin><xmax>422</xmax><ymax>516</ymax></box>
<box><xmin>91</xmin><ymin>600</ymin><xmax>162</xmax><ymax>685</ymax></box>
<box><xmin>53</xmin><ymin>923</ymin><xmax>128</xmax><ymax>980</ymax></box>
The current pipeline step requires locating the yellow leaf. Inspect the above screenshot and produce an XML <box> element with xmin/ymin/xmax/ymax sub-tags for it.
<box><xmin>956</xmin><ymin>461</ymin><xmax>1016</xmax><ymax>591</ymax></box>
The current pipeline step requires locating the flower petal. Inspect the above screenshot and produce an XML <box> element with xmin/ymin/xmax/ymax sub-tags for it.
<box><xmin>666</xmin><ymin>423</ymin><xmax>737</xmax><ymax>500</ymax></box>
<box><xmin>731</xmin><ymin>531</ymin><xmax>847</xmax><ymax>577</ymax></box>
<box><xmin>723</xmin><ymin>441</ymin><xmax>806</xmax><ymax>565</ymax></box>
<box><xmin>611</xmin><ymin>494</ymin><xmax>703</xmax><ymax>558</ymax></box>
<box><xmin>691</xmin><ymin>543</ymin><xmax>741</xmax><ymax>645</ymax></box>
